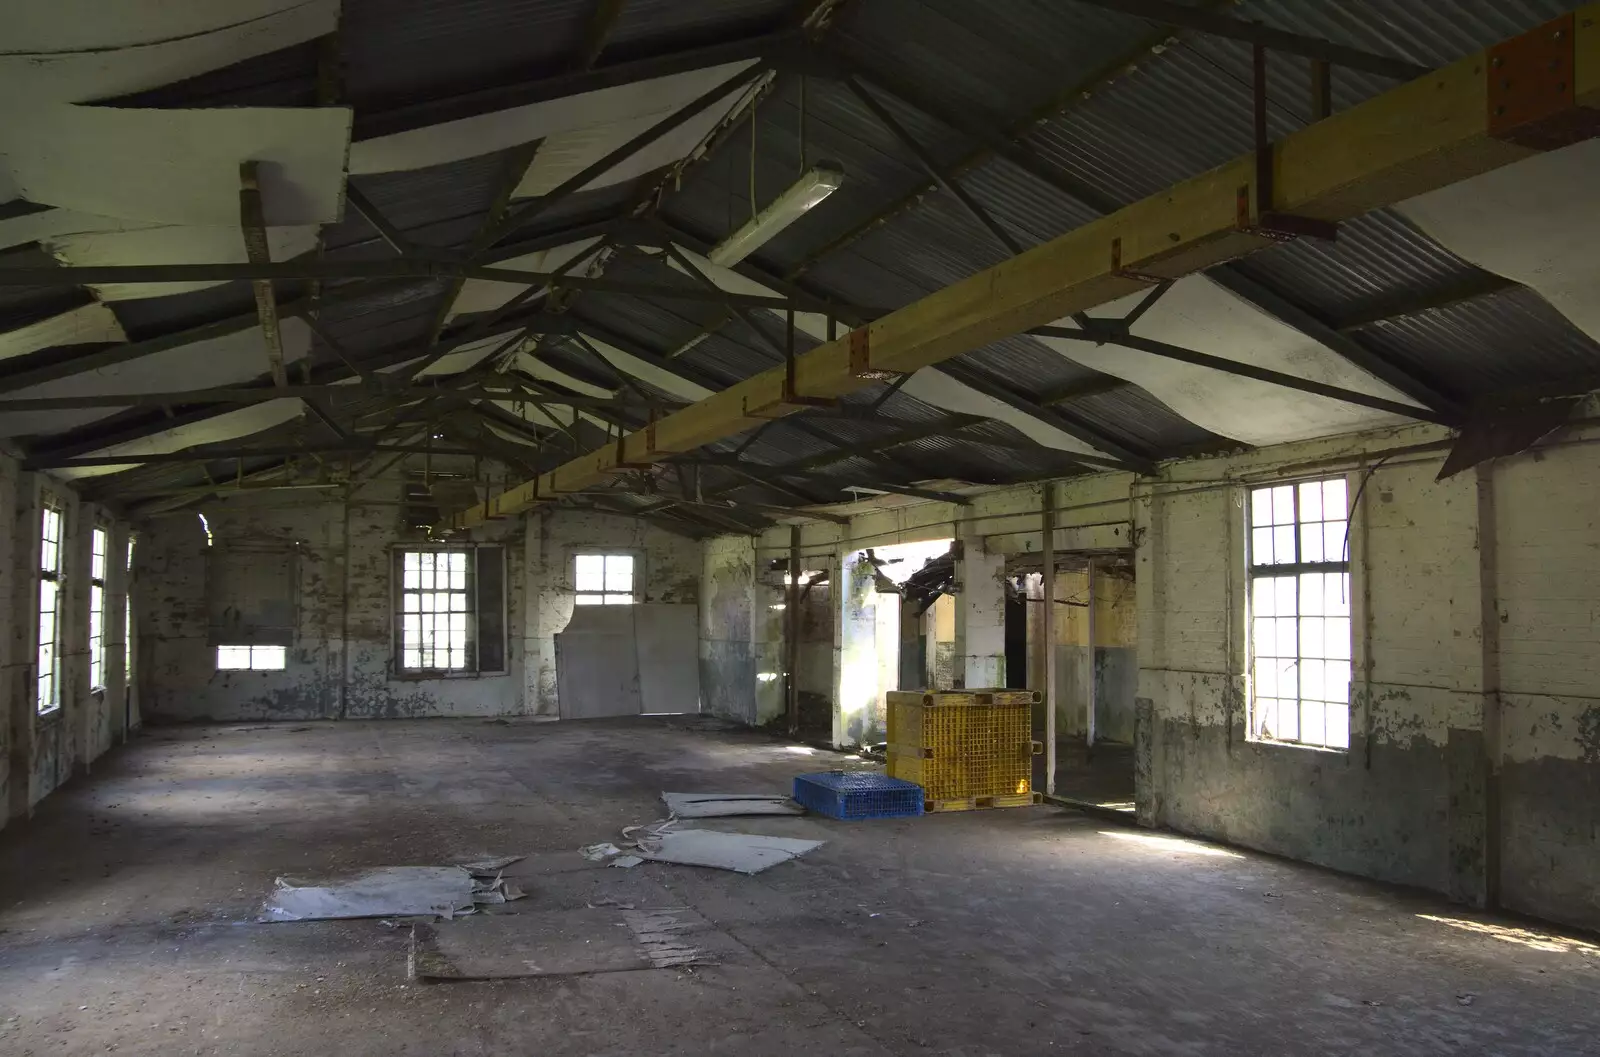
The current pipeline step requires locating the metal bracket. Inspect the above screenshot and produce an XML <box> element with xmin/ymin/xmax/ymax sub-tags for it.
<box><xmin>1488</xmin><ymin>12</ymin><xmax>1600</xmax><ymax>150</ymax></box>
<box><xmin>610</xmin><ymin>417</ymin><xmax>657</xmax><ymax>471</ymax></box>
<box><xmin>742</xmin><ymin>311</ymin><xmax>835</xmax><ymax>418</ymax></box>
<box><xmin>848</xmin><ymin>328</ymin><xmax>901</xmax><ymax>382</ymax></box>
<box><xmin>1241</xmin><ymin>44</ymin><xmax>1339</xmax><ymax>244</ymax></box>
<box><xmin>1109</xmin><ymin>238</ymin><xmax>1168</xmax><ymax>285</ymax></box>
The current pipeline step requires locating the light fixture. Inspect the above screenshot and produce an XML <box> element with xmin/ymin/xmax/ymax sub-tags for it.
<box><xmin>708</xmin><ymin>164</ymin><xmax>844</xmax><ymax>267</ymax></box>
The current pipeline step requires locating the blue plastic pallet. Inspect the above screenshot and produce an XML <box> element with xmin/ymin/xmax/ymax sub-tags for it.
<box><xmin>793</xmin><ymin>771</ymin><xmax>925</xmax><ymax>821</ymax></box>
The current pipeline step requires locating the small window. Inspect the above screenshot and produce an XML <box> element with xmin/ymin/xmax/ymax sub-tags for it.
<box><xmin>89</xmin><ymin>526</ymin><xmax>108</xmax><ymax>691</ymax></box>
<box><xmin>394</xmin><ymin>547</ymin><xmax>506</xmax><ymax>674</ymax></box>
<box><xmin>37</xmin><ymin>501</ymin><xmax>63</xmax><ymax>714</ymax></box>
<box><xmin>125</xmin><ymin>536</ymin><xmax>136</xmax><ymax>681</ymax></box>
<box><xmin>574</xmin><ymin>553</ymin><xmax>634</xmax><ymax>606</ymax></box>
<box><xmin>1248</xmin><ymin>477</ymin><xmax>1352</xmax><ymax>750</ymax></box>
<box><xmin>217</xmin><ymin>645</ymin><xmax>287</xmax><ymax>671</ymax></box>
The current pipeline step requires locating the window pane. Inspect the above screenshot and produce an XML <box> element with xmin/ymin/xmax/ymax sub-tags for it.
<box><xmin>218</xmin><ymin>645</ymin><xmax>251</xmax><ymax>669</ymax></box>
<box><xmin>605</xmin><ymin>555</ymin><xmax>633</xmax><ymax>593</ymax></box>
<box><xmin>1274</xmin><ymin>576</ymin><xmax>1296</xmax><ymax>616</ymax></box>
<box><xmin>91</xmin><ymin>528</ymin><xmax>108</xmax><ymax>580</ymax></box>
<box><xmin>40</xmin><ymin>539</ymin><xmax>57</xmax><ymax>575</ymax></box>
<box><xmin>575</xmin><ymin>594</ymin><xmax>603</xmax><ymax>606</ymax></box>
<box><xmin>1300</xmin><ymin>572</ymin><xmax>1326</xmax><ymax>617</ymax></box>
<box><xmin>1250</xmin><ymin>488</ymin><xmax>1273</xmax><ymax>527</ymax></box>
<box><xmin>1324</xmin><ymin>616</ymin><xmax>1352</xmax><ymax>661</ymax></box>
<box><xmin>1323</xmin><ymin>661</ymin><xmax>1351</xmax><ymax>704</ymax></box>
<box><xmin>575</xmin><ymin>555</ymin><xmax>605</xmax><ymax>591</ymax></box>
<box><xmin>251</xmin><ymin>646</ymin><xmax>286</xmax><ymax>670</ymax></box>
<box><xmin>1252</xmin><ymin>576</ymin><xmax>1279</xmax><ymax>617</ymax></box>
<box><xmin>1276</xmin><ymin>690</ymin><xmax>1300</xmax><ymax>741</ymax></box>
<box><xmin>1325</xmin><ymin>573</ymin><xmax>1351</xmax><ymax>617</ymax></box>
<box><xmin>403</xmin><ymin>649</ymin><xmax>421</xmax><ymax>670</ymax></box>
<box><xmin>1324</xmin><ymin>522</ymin><xmax>1346</xmax><ymax>563</ymax></box>
<box><xmin>403</xmin><ymin>592</ymin><xmax>419</xmax><ymax>612</ymax></box>
<box><xmin>449</xmin><ymin>592</ymin><xmax>467</xmax><ymax>612</ymax></box>
<box><xmin>1322</xmin><ymin>477</ymin><xmax>1347</xmax><ymax>519</ymax></box>
<box><xmin>1300</xmin><ymin>700</ymin><xmax>1326</xmax><ymax>747</ymax></box>
<box><xmin>1271</xmin><ymin>485</ymin><xmax>1294</xmax><ymax>525</ymax></box>
<box><xmin>1253</xmin><ymin>659</ymin><xmax>1279</xmax><ymax>700</ymax></box>
<box><xmin>604</xmin><ymin>593</ymin><xmax>632</xmax><ymax>605</ymax></box>
<box><xmin>1325</xmin><ymin>705</ymin><xmax>1350</xmax><ymax>749</ymax></box>
<box><xmin>1300</xmin><ymin>523</ymin><xmax>1324</xmax><ymax>563</ymax></box>
<box><xmin>404</xmin><ymin>563</ymin><xmax>420</xmax><ymax>589</ymax></box>
<box><xmin>1298</xmin><ymin>481</ymin><xmax>1323</xmax><ymax>522</ymax></box>
<box><xmin>1273</xmin><ymin>525</ymin><xmax>1295</xmax><ymax>564</ymax></box>
<box><xmin>1299</xmin><ymin>617</ymin><xmax>1324</xmax><ymax>660</ymax></box>
<box><xmin>450</xmin><ymin>561</ymin><xmax>466</xmax><ymax>591</ymax></box>
<box><xmin>1251</xmin><ymin>527</ymin><xmax>1274</xmax><ymax>566</ymax></box>
<box><xmin>1301</xmin><ymin>658</ymin><xmax>1327</xmax><ymax>701</ymax></box>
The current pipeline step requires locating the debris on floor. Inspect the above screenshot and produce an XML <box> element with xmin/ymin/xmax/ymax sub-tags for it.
<box><xmin>635</xmin><ymin>829</ymin><xmax>824</xmax><ymax>875</ymax></box>
<box><xmin>611</xmin><ymin>855</ymin><xmax>644</xmax><ymax>869</ymax></box>
<box><xmin>661</xmin><ymin>791</ymin><xmax>805</xmax><ymax>818</ymax></box>
<box><xmin>408</xmin><ymin>905</ymin><xmax>713</xmax><ymax>980</ymax></box>
<box><xmin>260</xmin><ymin>866</ymin><xmax>477</xmax><ymax>922</ymax></box>
<box><xmin>580</xmin><ymin>842</ymin><xmax>623</xmax><ymax>861</ymax></box>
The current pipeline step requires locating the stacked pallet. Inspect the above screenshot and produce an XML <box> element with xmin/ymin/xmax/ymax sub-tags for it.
<box><xmin>886</xmin><ymin>689</ymin><xmax>1043</xmax><ymax>813</ymax></box>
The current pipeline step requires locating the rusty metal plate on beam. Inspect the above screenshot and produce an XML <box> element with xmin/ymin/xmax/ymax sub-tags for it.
<box><xmin>1488</xmin><ymin>12</ymin><xmax>1600</xmax><ymax>150</ymax></box>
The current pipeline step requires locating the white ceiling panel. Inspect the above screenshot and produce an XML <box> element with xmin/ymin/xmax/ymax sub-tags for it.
<box><xmin>447</xmin><ymin>237</ymin><xmax>603</xmax><ymax>324</ymax></box>
<box><xmin>0</xmin><ymin>301</ymin><xmax>126</xmax><ymax>362</ymax></box>
<box><xmin>348</xmin><ymin>61</ymin><xmax>758</xmax><ymax>175</ymax></box>
<box><xmin>0</xmin><ymin>0</ymin><xmax>339</xmax><ymax>103</ymax></box>
<box><xmin>54</xmin><ymin>398</ymin><xmax>306</xmax><ymax>480</ymax></box>
<box><xmin>3</xmin><ymin>103</ymin><xmax>352</xmax><ymax>226</ymax></box>
<box><xmin>1399</xmin><ymin>138</ymin><xmax>1600</xmax><ymax>345</ymax></box>
<box><xmin>48</xmin><ymin>223</ymin><xmax>320</xmax><ymax>300</ymax></box>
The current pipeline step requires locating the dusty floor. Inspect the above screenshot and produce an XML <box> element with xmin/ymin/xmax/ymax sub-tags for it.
<box><xmin>2</xmin><ymin>718</ymin><xmax>1598</xmax><ymax>1056</ymax></box>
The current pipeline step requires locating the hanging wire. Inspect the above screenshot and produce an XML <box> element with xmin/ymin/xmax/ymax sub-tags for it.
<box><xmin>798</xmin><ymin>75</ymin><xmax>807</xmax><ymax>173</ymax></box>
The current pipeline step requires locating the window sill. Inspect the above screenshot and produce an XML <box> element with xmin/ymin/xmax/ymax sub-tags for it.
<box><xmin>391</xmin><ymin>669</ymin><xmax>508</xmax><ymax>682</ymax></box>
<box><xmin>1246</xmin><ymin>736</ymin><xmax>1349</xmax><ymax>756</ymax></box>
<box><xmin>37</xmin><ymin>706</ymin><xmax>62</xmax><ymax>723</ymax></box>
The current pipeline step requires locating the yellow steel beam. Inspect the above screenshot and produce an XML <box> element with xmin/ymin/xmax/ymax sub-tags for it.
<box><xmin>452</xmin><ymin>7</ymin><xmax>1600</xmax><ymax>529</ymax></box>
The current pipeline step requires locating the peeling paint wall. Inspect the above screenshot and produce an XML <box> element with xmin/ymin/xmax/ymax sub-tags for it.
<box><xmin>699</xmin><ymin>536</ymin><xmax>758</xmax><ymax>724</ymax></box>
<box><xmin>2</xmin><ymin>457</ymin><xmax>135</xmax><ymax>831</ymax></box>
<box><xmin>139</xmin><ymin>478</ymin><xmax>699</xmax><ymax>722</ymax></box>
<box><xmin>1027</xmin><ymin>566</ymin><xmax>1138</xmax><ymax>743</ymax></box>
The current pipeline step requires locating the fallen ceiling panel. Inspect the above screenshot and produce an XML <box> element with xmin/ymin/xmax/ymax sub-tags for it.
<box><xmin>0</xmin><ymin>301</ymin><xmax>126</xmax><ymax>362</ymax></box>
<box><xmin>348</xmin><ymin>61</ymin><xmax>760</xmax><ymax>176</ymax></box>
<box><xmin>48</xmin><ymin>223</ymin><xmax>321</xmax><ymax>301</ymax></box>
<box><xmin>1035</xmin><ymin>275</ymin><xmax>1423</xmax><ymax>446</ymax></box>
<box><xmin>2</xmin><ymin>103</ymin><xmax>352</xmax><ymax>226</ymax></box>
<box><xmin>0</xmin><ymin>317</ymin><xmax>312</xmax><ymax>437</ymax></box>
<box><xmin>54</xmin><ymin>398</ymin><xmax>306</xmax><ymax>480</ymax></box>
<box><xmin>1398</xmin><ymin>138</ymin><xmax>1600</xmax><ymax>346</ymax></box>
<box><xmin>0</xmin><ymin>0</ymin><xmax>339</xmax><ymax>103</ymax></box>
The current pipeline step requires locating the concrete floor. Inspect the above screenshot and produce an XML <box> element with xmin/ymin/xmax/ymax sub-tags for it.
<box><xmin>2</xmin><ymin>718</ymin><xmax>1598</xmax><ymax>1056</ymax></box>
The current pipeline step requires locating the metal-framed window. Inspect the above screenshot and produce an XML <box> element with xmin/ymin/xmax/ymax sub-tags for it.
<box><xmin>217</xmin><ymin>645</ymin><xmax>287</xmax><ymax>670</ymax></box>
<box><xmin>1247</xmin><ymin>476</ymin><xmax>1352</xmax><ymax>750</ymax></box>
<box><xmin>394</xmin><ymin>547</ymin><xmax>506</xmax><ymax>675</ymax></box>
<box><xmin>574</xmin><ymin>554</ymin><xmax>635</xmax><ymax>606</ymax></box>
<box><xmin>37</xmin><ymin>500</ymin><xmax>63</xmax><ymax>714</ymax></box>
<box><xmin>89</xmin><ymin>525</ymin><xmax>108</xmax><ymax>691</ymax></box>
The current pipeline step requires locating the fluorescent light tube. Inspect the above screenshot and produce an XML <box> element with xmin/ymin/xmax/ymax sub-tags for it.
<box><xmin>708</xmin><ymin>164</ymin><xmax>843</xmax><ymax>267</ymax></box>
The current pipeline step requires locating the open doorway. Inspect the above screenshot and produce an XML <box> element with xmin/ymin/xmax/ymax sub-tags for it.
<box><xmin>835</xmin><ymin>538</ymin><xmax>953</xmax><ymax>747</ymax></box>
<box><xmin>1013</xmin><ymin>553</ymin><xmax>1137</xmax><ymax>813</ymax></box>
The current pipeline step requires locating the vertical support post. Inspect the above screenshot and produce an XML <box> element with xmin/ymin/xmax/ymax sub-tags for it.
<box><xmin>1086</xmin><ymin>556</ymin><xmax>1098</xmax><ymax>751</ymax></box>
<box><xmin>239</xmin><ymin>161</ymin><xmax>289</xmax><ymax>387</ymax></box>
<box><xmin>1252</xmin><ymin>43</ymin><xmax>1272</xmax><ymax>213</ymax></box>
<box><xmin>786</xmin><ymin>524</ymin><xmax>801</xmax><ymax>736</ymax></box>
<box><xmin>1309</xmin><ymin>57</ymin><xmax>1332</xmax><ymax>121</ymax></box>
<box><xmin>1041</xmin><ymin>485</ymin><xmax>1057</xmax><ymax>796</ymax></box>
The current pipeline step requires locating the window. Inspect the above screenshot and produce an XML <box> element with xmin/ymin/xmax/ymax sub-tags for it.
<box><xmin>125</xmin><ymin>535</ymin><xmax>136</xmax><ymax>685</ymax></box>
<box><xmin>574</xmin><ymin>554</ymin><xmax>634</xmax><ymax>606</ymax></box>
<box><xmin>217</xmin><ymin>645</ymin><xmax>287</xmax><ymax>670</ymax></box>
<box><xmin>1248</xmin><ymin>477</ymin><xmax>1352</xmax><ymax>750</ymax></box>
<box><xmin>37</xmin><ymin>501</ymin><xmax>62</xmax><ymax>714</ymax></box>
<box><xmin>89</xmin><ymin>526</ymin><xmax>108</xmax><ymax>690</ymax></box>
<box><xmin>395</xmin><ymin>548</ymin><xmax>506</xmax><ymax>674</ymax></box>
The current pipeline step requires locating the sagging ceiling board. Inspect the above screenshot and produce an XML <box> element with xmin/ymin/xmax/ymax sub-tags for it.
<box><xmin>450</xmin><ymin>12</ymin><xmax>1600</xmax><ymax>529</ymax></box>
<box><xmin>347</xmin><ymin>61</ymin><xmax>761</xmax><ymax>176</ymax></box>
<box><xmin>0</xmin><ymin>207</ymin><xmax>158</xmax><ymax>255</ymax></box>
<box><xmin>446</xmin><ymin>238</ymin><xmax>604</xmax><ymax>324</ymax></box>
<box><xmin>581</xmin><ymin>336</ymin><xmax>714</xmax><ymax>402</ymax></box>
<box><xmin>512</xmin><ymin>83</ymin><xmax>754</xmax><ymax>198</ymax></box>
<box><xmin>0</xmin><ymin>318</ymin><xmax>312</xmax><ymax>438</ymax></box>
<box><xmin>55</xmin><ymin>398</ymin><xmax>306</xmax><ymax>479</ymax></box>
<box><xmin>1398</xmin><ymin>138</ymin><xmax>1600</xmax><ymax>345</ymax></box>
<box><xmin>5</xmin><ymin>0</ymin><xmax>328</xmax><ymax>51</ymax></box>
<box><xmin>655</xmin><ymin>245</ymin><xmax>1112</xmax><ymax>457</ymax></box>
<box><xmin>48</xmin><ymin>224</ymin><xmax>322</xmax><ymax>301</ymax></box>
<box><xmin>1035</xmin><ymin>275</ymin><xmax>1422</xmax><ymax>446</ymax></box>
<box><xmin>0</xmin><ymin>0</ymin><xmax>340</xmax><ymax>104</ymax></box>
<box><xmin>2</xmin><ymin>104</ymin><xmax>353</xmax><ymax>226</ymax></box>
<box><xmin>0</xmin><ymin>302</ymin><xmax>126</xmax><ymax>362</ymax></box>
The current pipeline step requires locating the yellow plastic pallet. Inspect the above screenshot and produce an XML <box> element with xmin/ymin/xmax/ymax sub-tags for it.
<box><xmin>924</xmin><ymin>792</ymin><xmax>1043</xmax><ymax>813</ymax></box>
<box><xmin>887</xmin><ymin>689</ymin><xmax>1042</xmax><ymax>803</ymax></box>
